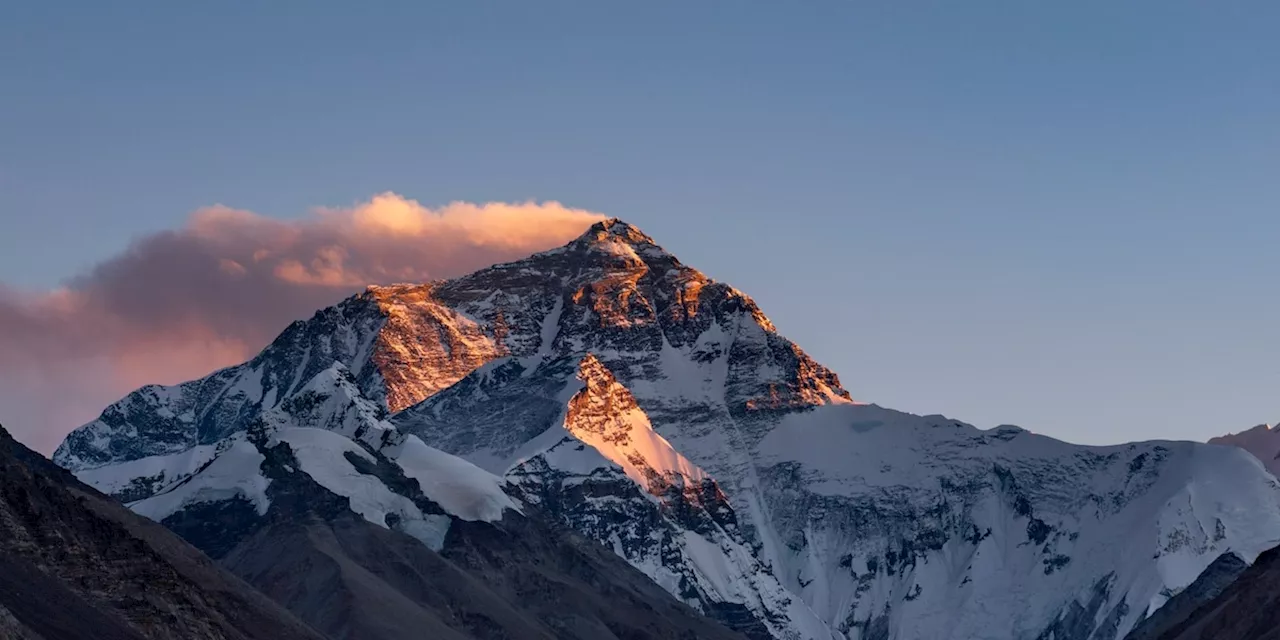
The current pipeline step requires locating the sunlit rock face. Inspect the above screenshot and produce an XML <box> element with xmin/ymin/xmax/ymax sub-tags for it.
<box><xmin>56</xmin><ymin>219</ymin><xmax>1280</xmax><ymax>640</ymax></box>
<box><xmin>1210</xmin><ymin>423</ymin><xmax>1280</xmax><ymax>476</ymax></box>
<box><xmin>365</xmin><ymin>283</ymin><xmax>508</xmax><ymax>411</ymax></box>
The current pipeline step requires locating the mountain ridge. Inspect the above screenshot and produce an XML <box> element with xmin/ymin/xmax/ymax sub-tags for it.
<box><xmin>1209</xmin><ymin>423</ymin><xmax>1280</xmax><ymax>477</ymax></box>
<box><xmin>0</xmin><ymin>422</ymin><xmax>325</xmax><ymax>640</ymax></box>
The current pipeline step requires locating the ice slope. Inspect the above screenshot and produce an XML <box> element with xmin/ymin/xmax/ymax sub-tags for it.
<box><xmin>388</xmin><ymin>434</ymin><xmax>520</xmax><ymax>522</ymax></box>
<box><xmin>73</xmin><ymin>441</ymin><xmax>222</xmax><ymax>502</ymax></box>
<box><xmin>130</xmin><ymin>435</ymin><xmax>271</xmax><ymax>522</ymax></box>
<box><xmin>748</xmin><ymin>404</ymin><xmax>1280</xmax><ymax>639</ymax></box>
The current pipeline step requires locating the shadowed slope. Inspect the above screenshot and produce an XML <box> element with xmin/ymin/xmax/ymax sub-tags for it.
<box><xmin>1152</xmin><ymin>543</ymin><xmax>1280</xmax><ymax>640</ymax></box>
<box><xmin>0</xmin><ymin>423</ymin><xmax>323</xmax><ymax>640</ymax></box>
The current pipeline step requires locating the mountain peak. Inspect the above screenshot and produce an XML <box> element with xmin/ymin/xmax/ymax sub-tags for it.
<box><xmin>578</xmin><ymin>218</ymin><xmax>655</xmax><ymax>245</ymax></box>
<box><xmin>567</xmin><ymin>218</ymin><xmax>674</xmax><ymax>262</ymax></box>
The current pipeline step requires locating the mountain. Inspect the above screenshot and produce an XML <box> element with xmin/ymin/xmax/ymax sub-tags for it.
<box><xmin>56</xmin><ymin>219</ymin><xmax>1280</xmax><ymax>640</ymax></box>
<box><xmin>1209</xmin><ymin>424</ymin><xmax>1280</xmax><ymax>476</ymax></box>
<box><xmin>0</xmin><ymin>422</ymin><xmax>323</xmax><ymax>640</ymax></box>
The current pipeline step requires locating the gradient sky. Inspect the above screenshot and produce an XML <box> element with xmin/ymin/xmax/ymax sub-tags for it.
<box><xmin>2</xmin><ymin>1</ymin><xmax>1279</xmax><ymax>447</ymax></box>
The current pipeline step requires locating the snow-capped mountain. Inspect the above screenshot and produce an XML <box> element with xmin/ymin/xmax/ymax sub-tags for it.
<box><xmin>56</xmin><ymin>219</ymin><xmax>1280</xmax><ymax>640</ymax></box>
<box><xmin>1209</xmin><ymin>424</ymin><xmax>1280</xmax><ymax>477</ymax></box>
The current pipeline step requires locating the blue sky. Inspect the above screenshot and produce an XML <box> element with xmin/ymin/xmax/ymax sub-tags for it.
<box><xmin>2</xmin><ymin>1</ymin><xmax>1279</xmax><ymax>444</ymax></box>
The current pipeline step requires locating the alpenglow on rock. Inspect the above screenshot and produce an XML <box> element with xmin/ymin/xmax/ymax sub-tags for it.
<box><xmin>1209</xmin><ymin>423</ymin><xmax>1280</xmax><ymax>477</ymax></box>
<box><xmin>57</xmin><ymin>219</ymin><xmax>1280</xmax><ymax>640</ymax></box>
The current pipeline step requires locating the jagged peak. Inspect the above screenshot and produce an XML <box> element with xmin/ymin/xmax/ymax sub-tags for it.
<box><xmin>563</xmin><ymin>217</ymin><xmax>682</xmax><ymax>265</ymax></box>
<box><xmin>574</xmin><ymin>218</ymin><xmax>658</xmax><ymax>246</ymax></box>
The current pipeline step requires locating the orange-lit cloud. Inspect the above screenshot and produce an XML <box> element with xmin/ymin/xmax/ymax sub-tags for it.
<box><xmin>0</xmin><ymin>193</ymin><xmax>603</xmax><ymax>454</ymax></box>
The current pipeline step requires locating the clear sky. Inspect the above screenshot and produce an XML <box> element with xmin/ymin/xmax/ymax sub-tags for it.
<box><xmin>2</xmin><ymin>1</ymin><xmax>1279</xmax><ymax>445</ymax></box>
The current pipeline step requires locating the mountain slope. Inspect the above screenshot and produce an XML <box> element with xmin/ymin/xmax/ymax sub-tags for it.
<box><xmin>0</xmin><ymin>423</ymin><xmax>323</xmax><ymax>640</ymax></box>
<box><xmin>1147</xmin><ymin>542</ymin><xmax>1280</xmax><ymax>640</ymax></box>
<box><xmin>1123</xmin><ymin>551</ymin><xmax>1248</xmax><ymax>640</ymax></box>
<box><xmin>56</xmin><ymin>219</ymin><xmax>1280</xmax><ymax>640</ymax></box>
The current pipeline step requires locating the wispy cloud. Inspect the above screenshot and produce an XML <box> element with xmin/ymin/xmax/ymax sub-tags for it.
<box><xmin>0</xmin><ymin>193</ymin><xmax>603</xmax><ymax>453</ymax></box>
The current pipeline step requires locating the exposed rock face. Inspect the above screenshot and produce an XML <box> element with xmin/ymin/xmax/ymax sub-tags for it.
<box><xmin>1209</xmin><ymin>423</ymin><xmax>1280</xmax><ymax>476</ymax></box>
<box><xmin>365</xmin><ymin>284</ymin><xmax>509</xmax><ymax>412</ymax></box>
<box><xmin>0</xmin><ymin>423</ymin><xmax>323</xmax><ymax>640</ymax></box>
<box><xmin>56</xmin><ymin>219</ymin><xmax>1280</xmax><ymax>640</ymax></box>
<box><xmin>0</xmin><ymin>552</ymin><xmax>143</xmax><ymax>640</ymax></box>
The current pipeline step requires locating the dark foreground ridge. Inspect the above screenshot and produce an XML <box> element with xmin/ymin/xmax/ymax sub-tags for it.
<box><xmin>1149</xmin><ymin>543</ymin><xmax>1280</xmax><ymax>640</ymax></box>
<box><xmin>1124</xmin><ymin>552</ymin><xmax>1247</xmax><ymax>640</ymax></box>
<box><xmin>0</xmin><ymin>423</ymin><xmax>323</xmax><ymax>640</ymax></box>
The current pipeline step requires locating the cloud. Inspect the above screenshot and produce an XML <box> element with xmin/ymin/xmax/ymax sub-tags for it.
<box><xmin>0</xmin><ymin>193</ymin><xmax>603</xmax><ymax>454</ymax></box>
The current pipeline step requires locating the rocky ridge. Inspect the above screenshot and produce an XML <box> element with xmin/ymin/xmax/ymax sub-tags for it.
<box><xmin>0</xmin><ymin>422</ymin><xmax>323</xmax><ymax>640</ymax></box>
<box><xmin>1209</xmin><ymin>423</ymin><xmax>1280</xmax><ymax>476</ymax></box>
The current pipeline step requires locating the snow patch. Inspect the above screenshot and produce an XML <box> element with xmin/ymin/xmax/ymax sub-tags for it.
<box><xmin>387</xmin><ymin>434</ymin><xmax>519</xmax><ymax>522</ymax></box>
<box><xmin>75</xmin><ymin>443</ymin><xmax>220</xmax><ymax>497</ymax></box>
<box><xmin>131</xmin><ymin>437</ymin><xmax>270</xmax><ymax>520</ymax></box>
<box><xmin>274</xmin><ymin>427</ymin><xmax>451</xmax><ymax>550</ymax></box>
